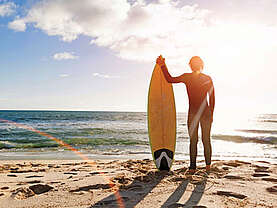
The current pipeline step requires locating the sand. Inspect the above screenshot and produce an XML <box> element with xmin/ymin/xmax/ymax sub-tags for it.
<box><xmin>0</xmin><ymin>159</ymin><xmax>276</xmax><ymax>208</ymax></box>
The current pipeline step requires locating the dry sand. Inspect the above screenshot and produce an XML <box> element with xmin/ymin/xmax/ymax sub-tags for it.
<box><xmin>0</xmin><ymin>159</ymin><xmax>276</xmax><ymax>208</ymax></box>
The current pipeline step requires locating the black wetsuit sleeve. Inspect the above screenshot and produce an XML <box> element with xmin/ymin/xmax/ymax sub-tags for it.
<box><xmin>160</xmin><ymin>65</ymin><xmax>189</xmax><ymax>84</ymax></box>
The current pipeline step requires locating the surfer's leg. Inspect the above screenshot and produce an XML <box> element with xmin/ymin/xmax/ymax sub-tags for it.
<box><xmin>188</xmin><ymin>114</ymin><xmax>199</xmax><ymax>170</ymax></box>
<box><xmin>200</xmin><ymin>117</ymin><xmax>212</xmax><ymax>166</ymax></box>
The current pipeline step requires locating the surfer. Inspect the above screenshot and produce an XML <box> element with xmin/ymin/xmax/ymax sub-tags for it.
<box><xmin>156</xmin><ymin>55</ymin><xmax>215</xmax><ymax>173</ymax></box>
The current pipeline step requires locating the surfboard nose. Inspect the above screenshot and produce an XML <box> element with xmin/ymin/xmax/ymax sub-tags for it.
<box><xmin>154</xmin><ymin>148</ymin><xmax>173</xmax><ymax>171</ymax></box>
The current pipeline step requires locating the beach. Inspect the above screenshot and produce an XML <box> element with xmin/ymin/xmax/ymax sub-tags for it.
<box><xmin>0</xmin><ymin>111</ymin><xmax>277</xmax><ymax>207</ymax></box>
<box><xmin>0</xmin><ymin>159</ymin><xmax>277</xmax><ymax>208</ymax></box>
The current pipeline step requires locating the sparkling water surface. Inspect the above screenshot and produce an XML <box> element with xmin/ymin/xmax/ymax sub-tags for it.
<box><xmin>0</xmin><ymin>111</ymin><xmax>276</xmax><ymax>162</ymax></box>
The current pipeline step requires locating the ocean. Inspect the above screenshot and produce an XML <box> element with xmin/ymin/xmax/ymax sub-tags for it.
<box><xmin>0</xmin><ymin>111</ymin><xmax>276</xmax><ymax>162</ymax></box>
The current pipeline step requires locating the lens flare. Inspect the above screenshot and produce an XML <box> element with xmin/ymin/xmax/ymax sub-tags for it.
<box><xmin>0</xmin><ymin>118</ymin><xmax>125</xmax><ymax>208</ymax></box>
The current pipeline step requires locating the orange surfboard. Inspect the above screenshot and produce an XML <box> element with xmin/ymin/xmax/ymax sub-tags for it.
<box><xmin>148</xmin><ymin>63</ymin><xmax>176</xmax><ymax>171</ymax></box>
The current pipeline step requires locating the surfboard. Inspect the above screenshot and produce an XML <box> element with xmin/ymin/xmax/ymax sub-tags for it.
<box><xmin>148</xmin><ymin>63</ymin><xmax>176</xmax><ymax>171</ymax></box>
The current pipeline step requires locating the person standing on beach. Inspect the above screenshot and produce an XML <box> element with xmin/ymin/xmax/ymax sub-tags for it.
<box><xmin>156</xmin><ymin>55</ymin><xmax>215</xmax><ymax>173</ymax></box>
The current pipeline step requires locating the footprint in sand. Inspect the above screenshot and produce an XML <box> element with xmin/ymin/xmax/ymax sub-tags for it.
<box><xmin>167</xmin><ymin>203</ymin><xmax>207</xmax><ymax>208</ymax></box>
<box><xmin>257</xmin><ymin>161</ymin><xmax>270</xmax><ymax>164</ymax></box>
<box><xmin>27</xmin><ymin>180</ymin><xmax>42</xmax><ymax>184</ymax></box>
<box><xmin>252</xmin><ymin>173</ymin><xmax>270</xmax><ymax>177</ymax></box>
<box><xmin>12</xmin><ymin>184</ymin><xmax>54</xmax><ymax>199</ymax></box>
<box><xmin>10</xmin><ymin>167</ymin><xmax>19</xmax><ymax>171</ymax></box>
<box><xmin>69</xmin><ymin>184</ymin><xmax>114</xmax><ymax>193</ymax></box>
<box><xmin>215</xmin><ymin>190</ymin><xmax>247</xmax><ymax>199</ymax></box>
<box><xmin>11</xmin><ymin>187</ymin><xmax>35</xmax><ymax>200</ymax></box>
<box><xmin>29</xmin><ymin>184</ymin><xmax>53</xmax><ymax>194</ymax></box>
<box><xmin>223</xmin><ymin>161</ymin><xmax>242</xmax><ymax>167</ymax></box>
<box><xmin>49</xmin><ymin>181</ymin><xmax>60</xmax><ymax>184</ymax></box>
<box><xmin>7</xmin><ymin>174</ymin><xmax>17</xmax><ymax>177</ymax></box>
<box><xmin>112</xmin><ymin>175</ymin><xmax>132</xmax><ymax>185</ymax></box>
<box><xmin>254</xmin><ymin>165</ymin><xmax>270</xmax><ymax>169</ymax></box>
<box><xmin>224</xmin><ymin>175</ymin><xmax>244</xmax><ymax>180</ymax></box>
<box><xmin>25</xmin><ymin>175</ymin><xmax>43</xmax><ymax>178</ymax></box>
<box><xmin>17</xmin><ymin>180</ymin><xmax>42</xmax><ymax>185</ymax></box>
<box><xmin>266</xmin><ymin>186</ymin><xmax>277</xmax><ymax>194</ymax></box>
<box><xmin>254</xmin><ymin>168</ymin><xmax>270</xmax><ymax>173</ymax></box>
<box><xmin>262</xmin><ymin>178</ymin><xmax>277</xmax><ymax>183</ymax></box>
<box><xmin>64</xmin><ymin>172</ymin><xmax>78</xmax><ymax>175</ymax></box>
<box><xmin>93</xmin><ymin>196</ymin><xmax>129</xmax><ymax>207</ymax></box>
<box><xmin>254</xmin><ymin>165</ymin><xmax>270</xmax><ymax>173</ymax></box>
<box><xmin>89</xmin><ymin>171</ymin><xmax>109</xmax><ymax>176</ymax></box>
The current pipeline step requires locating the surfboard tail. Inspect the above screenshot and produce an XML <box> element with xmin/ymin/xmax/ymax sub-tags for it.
<box><xmin>153</xmin><ymin>148</ymin><xmax>173</xmax><ymax>171</ymax></box>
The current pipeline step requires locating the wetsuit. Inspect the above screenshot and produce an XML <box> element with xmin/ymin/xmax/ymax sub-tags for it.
<box><xmin>160</xmin><ymin>65</ymin><xmax>215</xmax><ymax>169</ymax></box>
<box><xmin>183</xmin><ymin>73</ymin><xmax>215</xmax><ymax>169</ymax></box>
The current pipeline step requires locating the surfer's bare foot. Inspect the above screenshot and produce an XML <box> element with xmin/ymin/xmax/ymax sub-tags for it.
<box><xmin>206</xmin><ymin>165</ymin><xmax>211</xmax><ymax>173</ymax></box>
<box><xmin>188</xmin><ymin>168</ymin><xmax>196</xmax><ymax>174</ymax></box>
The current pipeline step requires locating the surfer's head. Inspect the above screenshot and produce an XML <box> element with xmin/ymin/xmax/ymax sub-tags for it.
<box><xmin>189</xmin><ymin>56</ymin><xmax>204</xmax><ymax>72</ymax></box>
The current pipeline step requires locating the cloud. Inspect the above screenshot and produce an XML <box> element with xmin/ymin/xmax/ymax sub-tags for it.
<box><xmin>7</xmin><ymin>0</ymin><xmax>277</xmax><ymax>69</ymax></box>
<box><xmin>7</xmin><ymin>0</ymin><xmax>212</xmax><ymax>62</ymax></box>
<box><xmin>59</xmin><ymin>74</ymin><xmax>69</xmax><ymax>77</ymax></box>
<box><xmin>93</xmin><ymin>73</ymin><xmax>120</xmax><ymax>79</ymax></box>
<box><xmin>0</xmin><ymin>2</ymin><xmax>16</xmax><ymax>17</ymax></box>
<box><xmin>8</xmin><ymin>0</ymin><xmax>130</xmax><ymax>41</ymax></box>
<box><xmin>53</xmin><ymin>52</ymin><xmax>78</xmax><ymax>61</ymax></box>
<box><xmin>8</xmin><ymin>18</ymin><xmax>26</xmax><ymax>31</ymax></box>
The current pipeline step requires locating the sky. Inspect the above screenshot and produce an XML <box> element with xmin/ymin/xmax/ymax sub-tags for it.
<box><xmin>0</xmin><ymin>0</ymin><xmax>277</xmax><ymax>114</ymax></box>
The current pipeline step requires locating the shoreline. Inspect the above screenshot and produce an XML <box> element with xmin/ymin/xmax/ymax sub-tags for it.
<box><xmin>0</xmin><ymin>149</ymin><xmax>276</xmax><ymax>164</ymax></box>
<box><xmin>0</xmin><ymin>159</ymin><xmax>277</xmax><ymax>208</ymax></box>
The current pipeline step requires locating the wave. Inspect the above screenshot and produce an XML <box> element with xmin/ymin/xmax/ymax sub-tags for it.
<box><xmin>0</xmin><ymin>111</ymin><xmax>147</xmax><ymax>122</ymax></box>
<box><xmin>0</xmin><ymin>127</ymin><xmax>148</xmax><ymax>139</ymax></box>
<box><xmin>0</xmin><ymin>137</ymin><xmax>148</xmax><ymax>149</ymax></box>
<box><xmin>63</xmin><ymin>138</ymin><xmax>147</xmax><ymax>146</ymax></box>
<box><xmin>212</xmin><ymin>134</ymin><xmax>277</xmax><ymax>145</ymax></box>
<box><xmin>236</xmin><ymin>129</ymin><xmax>277</xmax><ymax>134</ymax></box>
<box><xmin>1</xmin><ymin>134</ymin><xmax>276</xmax><ymax>150</ymax></box>
<box><xmin>261</xmin><ymin>120</ymin><xmax>277</xmax><ymax>123</ymax></box>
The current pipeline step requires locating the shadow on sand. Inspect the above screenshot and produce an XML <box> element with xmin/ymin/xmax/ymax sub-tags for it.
<box><xmin>89</xmin><ymin>170</ymin><xmax>169</xmax><ymax>207</ymax></box>
<box><xmin>90</xmin><ymin>170</ymin><xmax>207</xmax><ymax>208</ymax></box>
<box><xmin>161</xmin><ymin>179</ymin><xmax>207</xmax><ymax>208</ymax></box>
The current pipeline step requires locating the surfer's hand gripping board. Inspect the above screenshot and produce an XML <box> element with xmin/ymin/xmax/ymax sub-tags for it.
<box><xmin>156</xmin><ymin>55</ymin><xmax>165</xmax><ymax>66</ymax></box>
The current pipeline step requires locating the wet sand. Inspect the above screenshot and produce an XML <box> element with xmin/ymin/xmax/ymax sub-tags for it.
<box><xmin>0</xmin><ymin>159</ymin><xmax>276</xmax><ymax>208</ymax></box>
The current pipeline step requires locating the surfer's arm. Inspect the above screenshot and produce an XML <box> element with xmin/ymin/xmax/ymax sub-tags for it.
<box><xmin>156</xmin><ymin>55</ymin><xmax>188</xmax><ymax>83</ymax></box>
<box><xmin>160</xmin><ymin>64</ymin><xmax>185</xmax><ymax>83</ymax></box>
<box><xmin>208</xmin><ymin>78</ymin><xmax>215</xmax><ymax>115</ymax></box>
